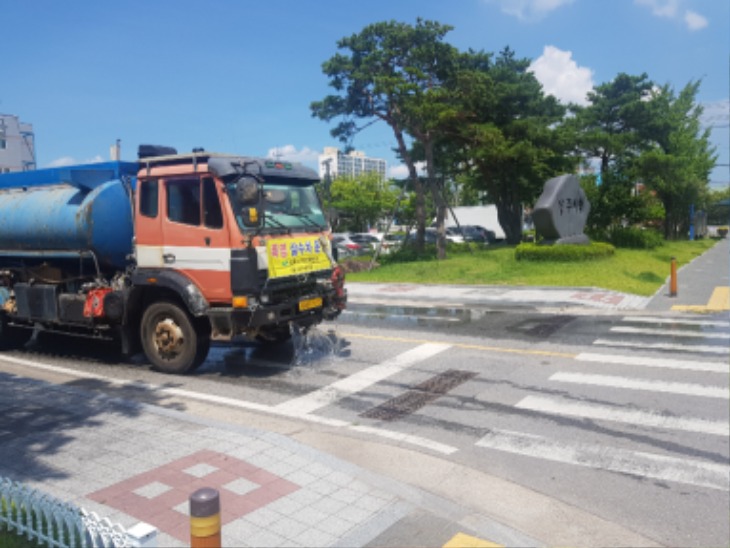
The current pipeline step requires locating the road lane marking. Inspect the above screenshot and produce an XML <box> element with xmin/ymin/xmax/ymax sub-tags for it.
<box><xmin>550</xmin><ymin>372</ymin><xmax>729</xmax><ymax>399</ymax></box>
<box><xmin>475</xmin><ymin>428</ymin><xmax>730</xmax><ymax>491</ymax></box>
<box><xmin>593</xmin><ymin>338</ymin><xmax>729</xmax><ymax>355</ymax></box>
<box><xmin>275</xmin><ymin>343</ymin><xmax>452</xmax><ymax>415</ymax></box>
<box><xmin>621</xmin><ymin>316</ymin><xmax>730</xmax><ymax>328</ymax></box>
<box><xmin>610</xmin><ymin>326</ymin><xmax>730</xmax><ymax>339</ymax></box>
<box><xmin>575</xmin><ymin>352</ymin><xmax>727</xmax><ymax>373</ymax></box>
<box><xmin>339</xmin><ymin>332</ymin><xmax>575</xmax><ymax>358</ymax></box>
<box><xmin>348</xmin><ymin>425</ymin><xmax>458</xmax><ymax>454</ymax></box>
<box><xmin>515</xmin><ymin>395</ymin><xmax>730</xmax><ymax>436</ymax></box>
<box><xmin>343</xmin><ymin>310</ymin><xmax>462</xmax><ymax>323</ymax></box>
<box><xmin>0</xmin><ymin>354</ymin><xmax>459</xmax><ymax>455</ymax></box>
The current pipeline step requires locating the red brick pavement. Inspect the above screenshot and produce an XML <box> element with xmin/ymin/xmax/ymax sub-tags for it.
<box><xmin>88</xmin><ymin>449</ymin><xmax>300</xmax><ymax>542</ymax></box>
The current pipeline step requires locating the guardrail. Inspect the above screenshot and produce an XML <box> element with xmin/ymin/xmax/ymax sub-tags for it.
<box><xmin>0</xmin><ymin>477</ymin><xmax>156</xmax><ymax>547</ymax></box>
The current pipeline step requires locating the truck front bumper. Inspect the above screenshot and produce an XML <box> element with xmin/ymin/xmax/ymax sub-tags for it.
<box><xmin>206</xmin><ymin>290</ymin><xmax>346</xmax><ymax>341</ymax></box>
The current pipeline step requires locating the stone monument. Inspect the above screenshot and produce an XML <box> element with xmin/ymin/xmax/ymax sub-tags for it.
<box><xmin>532</xmin><ymin>174</ymin><xmax>590</xmax><ymax>245</ymax></box>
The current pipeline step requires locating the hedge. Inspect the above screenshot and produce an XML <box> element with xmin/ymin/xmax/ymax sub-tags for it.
<box><xmin>607</xmin><ymin>226</ymin><xmax>664</xmax><ymax>249</ymax></box>
<box><xmin>515</xmin><ymin>241</ymin><xmax>616</xmax><ymax>261</ymax></box>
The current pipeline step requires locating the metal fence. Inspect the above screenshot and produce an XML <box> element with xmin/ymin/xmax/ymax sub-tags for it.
<box><xmin>0</xmin><ymin>477</ymin><xmax>156</xmax><ymax>548</ymax></box>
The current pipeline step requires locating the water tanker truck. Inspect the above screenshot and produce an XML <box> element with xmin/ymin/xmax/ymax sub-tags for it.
<box><xmin>0</xmin><ymin>145</ymin><xmax>347</xmax><ymax>373</ymax></box>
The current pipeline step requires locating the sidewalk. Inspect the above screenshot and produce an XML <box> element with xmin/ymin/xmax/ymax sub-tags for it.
<box><xmin>645</xmin><ymin>236</ymin><xmax>729</xmax><ymax>312</ymax></box>
<box><xmin>0</xmin><ymin>371</ymin><xmax>543</xmax><ymax>548</ymax></box>
<box><xmin>347</xmin><ymin>238</ymin><xmax>730</xmax><ymax>314</ymax></box>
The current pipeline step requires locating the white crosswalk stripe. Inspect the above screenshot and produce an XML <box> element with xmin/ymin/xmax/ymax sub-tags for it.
<box><xmin>476</xmin><ymin>429</ymin><xmax>729</xmax><ymax>491</ymax></box>
<box><xmin>621</xmin><ymin>316</ymin><xmax>730</xmax><ymax>328</ymax></box>
<box><xmin>515</xmin><ymin>395</ymin><xmax>729</xmax><ymax>436</ymax></box>
<box><xmin>275</xmin><ymin>342</ymin><xmax>452</xmax><ymax>415</ymax></box>
<box><xmin>610</xmin><ymin>325</ymin><xmax>730</xmax><ymax>339</ymax></box>
<box><xmin>475</xmin><ymin>315</ymin><xmax>729</xmax><ymax>490</ymax></box>
<box><xmin>575</xmin><ymin>352</ymin><xmax>727</xmax><ymax>373</ymax></box>
<box><xmin>592</xmin><ymin>338</ymin><xmax>728</xmax><ymax>355</ymax></box>
<box><xmin>549</xmin><ymin>372</ymin><xmax>728</xmax><ymax>399</ymax></box>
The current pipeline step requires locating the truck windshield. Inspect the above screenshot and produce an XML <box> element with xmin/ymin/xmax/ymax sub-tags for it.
<box><xmin>227</xmin><ymin>182</ymin><xmax>328</xmax><ymax>232</ymax></box>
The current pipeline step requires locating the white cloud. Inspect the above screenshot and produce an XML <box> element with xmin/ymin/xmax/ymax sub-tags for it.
<box><xmin>266</xmin><ymin>145</ymin><xmax>320</xmax><ymax>167</ymax></box>
<box><xmin>684</xmin><ymin>10</ymin><xmax>708</xmax><ymax>31</ymax></box>
<box><xmin>388</xmin><ymin>162</ymin><xmax>426</xmax><ymax>180</ymax></box>
<box><xmin>46</xmin><ymin>155</ymin><xmax>105</xmax><ymax>167</ymax></box>
<box><xmin>635</xmin><ymin>0</ymin><xmax>709</xmax><ymax>31</ymax></box>
<box><xmin>528</xmin><ymin>46</ymin><xmax>594</xmax><ymax>106</ymax></box>
<box><xmin>635</xmin><ymin>0</ymin><xmax>679</xmax><ymax>18</ymax></box>
<box><xmin>47</xmin><ymin>156</ymin><xmax>77</xmax><ymax>168</ymax></box>
<box><xmin>486</xmin><ymin>0</ymin><xmax>575</xmax><ymax>21</ymax></box>
<box><xmin>701</xmin><ymin>99</ymin><xmax>730</xmax><ymax>128</ymax></box>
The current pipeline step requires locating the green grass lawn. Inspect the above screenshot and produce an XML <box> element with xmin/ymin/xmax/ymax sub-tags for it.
<box><xmin>0</xmin><ymin>529</ymin><xmax>43</xmax><ymax>548</ymax></box>
<box><xmin>346</xmin><ymin>239</ymin><xmax>719</xmax><ymax>296</ymax></box>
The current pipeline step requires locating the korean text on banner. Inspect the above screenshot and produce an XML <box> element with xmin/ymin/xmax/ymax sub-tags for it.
<box><xmin>266</xmin><ymin>237</ymin><xmax>332</xmax><ymax>278</ymax></box>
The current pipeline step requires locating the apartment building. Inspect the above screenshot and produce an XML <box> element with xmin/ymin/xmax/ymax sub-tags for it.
<box><xmin>318</xmin><ymin>147</ymin><xmax>386</xmax><ymax>181</ymax></box>
<box><xmin>0</xmin><ymin>114</ymin><xmax>35</xmax><ymax>172</ymax></box>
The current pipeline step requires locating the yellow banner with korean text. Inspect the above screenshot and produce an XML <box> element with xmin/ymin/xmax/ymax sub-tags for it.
<box><xmin>266</xmin><ymin>236</ymin><xmax>332</xmax><ymax>278</ymax></box>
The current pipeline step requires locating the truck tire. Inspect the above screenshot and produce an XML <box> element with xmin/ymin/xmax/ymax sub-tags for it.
<box><xmin>0</xmin><ymin>315</ymin><xmax>32</xmax><ymax>350</ymax></box>
<box><xmin>140</xmin><ymin>301</ymin><xmax>210</xmax><ymax>374</ymax></box>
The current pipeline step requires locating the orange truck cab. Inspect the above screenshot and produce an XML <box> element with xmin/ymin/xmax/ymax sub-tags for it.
<box><xmin>0</xmin><ymin>145</ymin><xmax>346</xmax><ymax>374</ymax></box>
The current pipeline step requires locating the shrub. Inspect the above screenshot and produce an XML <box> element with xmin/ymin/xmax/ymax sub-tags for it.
<box><xmin>607</xmin><ymin>226</ymin><xmax>664</xmax><ymax>249</ymax></box>
<box><xmin>717</xmin><ymin>226</ymin><xmax>728</xmax><ymax>238</ymax></box>
<box><xmin>515</xmin><ymin>242</ymin><xmax>615</xmax><ymax>262</ymax></box>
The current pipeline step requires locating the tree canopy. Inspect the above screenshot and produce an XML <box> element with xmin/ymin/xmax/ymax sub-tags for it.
<box><xmin>312</xmin><ymin>20</ymin><xmax>719</xmax><ymax>250</ymax></box>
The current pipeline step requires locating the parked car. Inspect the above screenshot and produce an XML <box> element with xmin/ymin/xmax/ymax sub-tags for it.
<box><xmin>349</xmin><ymin>232</ymin><xmax>382</xmax><ymax>252</ymax></box>
<box><xmin>331</xmin><ymin>233</ymin><xmax>366</xmax><ymax>259</ymax></box>
<box><xmin>349</xmin><ymin>232</ymin><xmax>406</xmax><ymax>255</ymax></box>
<box><xmin>411</xmin><ymin>228</ymin><xmax>464</xmax><ymax>244</ymax></box>
<box><xmin>383</xmin><ymin>233</ymin><xmax>405</xmax><ymax>253</ymax></box>
<box><xmin>447</xmin><ymin>225</ymin><xmax>497</xmax><ymax>244</ymax></box>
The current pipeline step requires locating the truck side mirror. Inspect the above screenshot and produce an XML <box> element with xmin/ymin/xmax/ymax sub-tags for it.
<box><xmin>236</xmin><ymin>176</ymin><xmax>262</xmax><ymax>227</ymax></box>
<box><xmin>236</xmin><ymin>176</ymin><xmax>260</xmax><ymax>205</ymax></box>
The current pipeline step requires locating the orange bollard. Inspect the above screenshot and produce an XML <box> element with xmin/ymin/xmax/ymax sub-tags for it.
<box><xmin>190</xmin><ymin>487</ymin><xmax>221</xmax><ymax>548</ymax></box>
<box><xmin>670</xmin><ymin>257</ymin><xmax>678</xmax><ymax>297</ymax></box>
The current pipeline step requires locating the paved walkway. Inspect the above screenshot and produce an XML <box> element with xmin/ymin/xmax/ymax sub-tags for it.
<box><xmin>0</xmin><ymin>372</ymin><xmax>542</xmax><ymax>548</ymax></box>
<box><xmin>645</xmin><ymin>236</ymin><xmax>729</xmax><ymax>312</ymax></box>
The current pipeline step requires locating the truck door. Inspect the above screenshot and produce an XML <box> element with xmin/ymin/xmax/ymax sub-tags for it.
<box><xmin>158</xmin><ymin>176</ymin><xmax>232</xmax><ymax>302</ymax></box>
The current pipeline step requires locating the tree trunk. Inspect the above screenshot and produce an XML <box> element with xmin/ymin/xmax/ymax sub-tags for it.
<box><xmin>425</xmin><ymin>139</ymin><xmax>447</xmax><ymax>260</ymax></box>
<box><xmin>496</xmin><ymin>200</ymin><xmax>523</xmax><ymax>245</ymax></box>
<box><xmin>393</xmin><ymin>127</ymin><xmax>426</xmax><ymax>252</ymax></box>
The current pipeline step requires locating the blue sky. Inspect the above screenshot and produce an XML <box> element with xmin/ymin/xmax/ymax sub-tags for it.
<box><xmin>2</xmin><ymin>0</ymin><xmax>728</xmax><ymax>188</ymax></box>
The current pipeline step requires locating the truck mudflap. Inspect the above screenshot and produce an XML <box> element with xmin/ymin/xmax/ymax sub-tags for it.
<box><xmin>323</xmin><ymin>265</ymin><xmax>347</xmax><ymax>320</ymax></box>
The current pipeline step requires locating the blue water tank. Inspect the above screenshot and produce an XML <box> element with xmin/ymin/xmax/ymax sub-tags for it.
<box><xmin>0</xmin><ymin>162</ymin><xmax>139</xmax><ymax>273</ymax></box>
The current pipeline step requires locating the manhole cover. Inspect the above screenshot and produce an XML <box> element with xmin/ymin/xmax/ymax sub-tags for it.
<box><xmin>361</xmin><ymin>369</ymin><xmax>477</xmax><ymax>422</ymax></box>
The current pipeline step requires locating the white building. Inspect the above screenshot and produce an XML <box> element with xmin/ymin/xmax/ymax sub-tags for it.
<box><xmin>0</xmin><ymin>114</ymin><xmax>35</xmax><ymax>173</ymax></box>
<box><xmin>318</xmin><ymin>147</ymin><xmax>386</xmax><ymax>181</ymax></box>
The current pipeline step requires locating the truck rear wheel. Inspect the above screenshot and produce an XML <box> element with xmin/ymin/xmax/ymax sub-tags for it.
<box><xmin>140</xmin><ymin>301</ymin><xmax>210</xmax><ymax>374</ymax></box>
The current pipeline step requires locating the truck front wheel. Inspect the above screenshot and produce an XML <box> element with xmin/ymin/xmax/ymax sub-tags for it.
<box><xmin>140</xmin><ymin>301</ymin><xmax>210</xmax><ymax>374</ymax></box>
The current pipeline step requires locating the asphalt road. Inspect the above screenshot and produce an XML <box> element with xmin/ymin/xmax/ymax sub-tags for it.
<box><xmin>1</xmin><ymin>302</ymin><xmax>727</xmax><ymax>547</ymax></box>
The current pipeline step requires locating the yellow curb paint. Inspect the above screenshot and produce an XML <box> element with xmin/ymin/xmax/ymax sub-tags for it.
<box><xmin>707</xmin><ymin>287</ymin><xmax>730</xmax><ymax>310</ymax></box>
<box><xmin>672</xmin><ymin>286</ymin><xmax>730</xmax><ymax>313</ymax></box>
<box><xmin>443</xmin><ymin>532</ymin><xmax>503</xmax><ymax>548</ymax></box>
<box><xmin>340</xmin><ymin>332</ymin><xmax>575</xmax><ymax>359</ymax></box>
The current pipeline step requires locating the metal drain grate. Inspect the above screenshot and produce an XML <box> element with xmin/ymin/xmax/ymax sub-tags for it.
<box><xmin>514</xmin><ymin>315</ymin><xmax>577</xmax><ymax>338</ymax></box>
<box><xmin>361</xmin><ymin>369</ymin><xmax>477</xmax><ymax>422</ymax></box>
